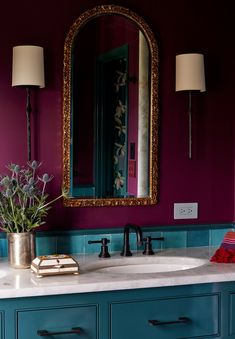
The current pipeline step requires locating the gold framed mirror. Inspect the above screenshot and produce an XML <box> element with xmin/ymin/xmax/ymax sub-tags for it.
<box><xmin>63</xmin><ymin>5</ymin><xmax>159</xmax><ymax>207</ymax></box>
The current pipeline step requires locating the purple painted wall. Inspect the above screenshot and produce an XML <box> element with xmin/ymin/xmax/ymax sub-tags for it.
<box><xmin>0</xmin><ymin>0</ymin><xmax>234</xmax><ymax>230</ymax></box>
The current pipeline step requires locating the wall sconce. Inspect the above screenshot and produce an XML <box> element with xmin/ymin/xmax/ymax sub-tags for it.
<box><xmin>12</xmin><ymin>45</ymin><xmax>45</xmax><ymax>161</ymax></box>
<box><xmin>175</xmin><ymin>53</ymin><xmax>206</xmax><ymax>159</ymax></box>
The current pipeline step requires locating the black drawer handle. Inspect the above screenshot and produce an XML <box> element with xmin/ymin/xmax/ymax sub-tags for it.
<box><xmin>37</xmin><ymin>327</ymin><xmax>82</xmax><ymax>336</ymax></box>
<box><xmin>149</xmin><ymin>317</ymin><xmax>190</xmax><ymax>326</ymax></box>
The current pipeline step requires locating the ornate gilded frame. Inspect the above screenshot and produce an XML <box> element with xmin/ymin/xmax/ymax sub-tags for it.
<box><xmin>63</xmin><ymin>5</ymin><xmax>159</xmax><ymax>207</ymax></box>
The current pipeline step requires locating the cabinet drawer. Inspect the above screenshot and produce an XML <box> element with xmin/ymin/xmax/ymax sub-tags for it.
<box><xmin>17</xmin><ymin>304</ymin><xmax>97</xmax><ymax>339</ymax></box>
<box><xmin>111</xmin><ymin>293</ymin><xmax>219</xmax><ymax>339</ymax></box>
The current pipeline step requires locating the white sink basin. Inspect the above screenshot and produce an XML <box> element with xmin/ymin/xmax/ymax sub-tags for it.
<box><xmin>83</xmin><ymin>256</ymin><xmax>208</xmax><ymax>275</ymax></box>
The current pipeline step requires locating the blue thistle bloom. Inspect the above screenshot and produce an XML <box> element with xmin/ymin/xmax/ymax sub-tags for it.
<box><xmin>28</xmin><ymin>160</ymin><xmax>41</xmax><ymax>170</ymax></box>
<box><xmin>22</xmin><ymin>184</ymin><xmax>30</xmax><ymax>193</ymax></box>
<box><xmin>0</xmin><ymin>160</ymin><xmax>62</xmax><ymax>233</ymax></box>
<box><xmin>13</xmin><ymin>165</ymin><xmax>20</xmax><ymax>173</ymax></box>
<box><xmin>0</xmin><ymin>177</ymin><xmax>10</xmax><ymax>187</ymax></box>
<box><xmin>28</xmin><ymin>177</ymin><xmax>35</xmax><ymax>185</ymax></box>
<box><xmin>5</xmin><ymin>188</ymin><xmax>13</xmax><ymax>198</ymax></box>
<box><xmin>43</xmin><ymin>173</ymin><xmax>49</xmax><ymax>182</ymax></box>
<box><xmin>42</xmin><ymin>173</ymin><xmax>53</xmax><ymax>183</ymax></box>
<box><xmin>28</xmin><ymin>186</ymin><xmax>35</xmax><ymax>197</ymax></box>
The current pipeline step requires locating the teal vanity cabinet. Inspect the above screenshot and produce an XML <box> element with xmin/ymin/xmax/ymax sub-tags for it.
<box><xmin>2</xmin><ymin>281</ymin><xmax>235</xmax><ymax>338</ymax></box>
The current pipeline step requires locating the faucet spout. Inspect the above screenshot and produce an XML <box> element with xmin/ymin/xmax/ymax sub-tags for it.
<box><xmin>120</xmin><ymin>223</ymin><xmax>143</xmax><ymax>257</ymax></box>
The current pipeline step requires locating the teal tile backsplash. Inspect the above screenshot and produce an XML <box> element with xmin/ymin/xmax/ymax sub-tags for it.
<box><xmin>0</xmin><ymin>224</ymin><xmax>233</xmax><ymax>258</ymax></box>
<box><xmin>56</xmin><ymin>233</ymin><xmax>85</xmax><ymax>255</ymax></box>
<box><xmin>110</xmin><ymin>233</ymin><xmax>123</xmax><ymax>252</ymax></box>
<box><xmin>164</xmin><ymin>231</ymin><xmax>187</xmax><ymax>249</ymax></box>
<box><xmin>36</xmin><ymin>235</ymin><xmax>58</xmax><ymax>256</ymax></box>
<box><xmin>187</xmin><ymin>230</ymin><xmax>210</xmax><ymax>247</ymax></box>
<box><xmin>39</xmin><ymin>224</ymin><xmax>234</xmax><ymax>256</ymax></box>
<box><xmin>0</xmin><ymin>237</ymin><xmax>7</xmax><ymax>257</ymax></box>
<box><xmin>209</xmin><ymin>228</ymin><xmax>232</xmax><ymax>247</ymax></box>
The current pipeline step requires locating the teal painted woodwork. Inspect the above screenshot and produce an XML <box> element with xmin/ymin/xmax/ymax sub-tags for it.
<box><xmin>111</xmin><ymin>294</ymin><xmax>219</xmax><ymax>339</ymax></box>
<box><xmin>72</xmin><ymin>185</ymin><xmax>96</xmax><ymax>197</ymax></box>
<box><xmin>229</xmin><ymin>293</ymin><xmax>235</xmax><ymax>336</ymax></box>
<box><xmin>2</xmin><ymin>281</ymin><xmax>235</xmax><ymax>338</ymax></box>
<box><xmin>17</xmin><ymin>304</ymin><xmax>97</xmax><ymax>339</ymax></box>
<box><xmin>95</xmin><ymin>44</ymin><xmax>129</xmax><ymax>198</ymax></box>
<box><xmin>0</xmin><ymin>311</ymin><xmax>3</xmax><ymax>339</ymax></box>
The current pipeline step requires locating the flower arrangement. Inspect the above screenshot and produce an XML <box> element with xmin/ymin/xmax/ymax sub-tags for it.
<box><xmin>0</xmin><ymin>161</ymin><xmax>66</xmax><ymax>233</ymax></box>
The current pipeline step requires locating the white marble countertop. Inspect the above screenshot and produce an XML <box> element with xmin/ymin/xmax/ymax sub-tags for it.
<box><xmin>1</xmin><ymin>247</ymin><xmax>235</xmax><ymax>299</ymax></box>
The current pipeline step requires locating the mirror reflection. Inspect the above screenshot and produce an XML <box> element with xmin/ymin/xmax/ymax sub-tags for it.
<box><xmin>63</xmin><ymin>5</ymin><xmax>159</xmax><ymax>207</ymax></box>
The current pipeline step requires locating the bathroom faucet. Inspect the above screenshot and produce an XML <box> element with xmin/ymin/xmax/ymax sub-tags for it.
<box><xmin>120</xmin><ymin>223</ymin><xmax>143</xmax><ymax>256</ymax></box>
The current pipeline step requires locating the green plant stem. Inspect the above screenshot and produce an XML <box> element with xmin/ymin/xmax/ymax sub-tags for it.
<box><xmin>42</xmin><ymin>181</ymin><xmax>46</xmax><ymax>197</ymax></box>
<box><xmin>38</xmin><ymin>194</ymin><xmax>64</xmax><ymax>210</ymax></box>
<box><xmin>10</xmin><ymin>197</ymin><xmax>19</xmax><ymax>233</ymax></box>
<box><xmin>2</xmin><ymin>216</ymin><xmax>14</xmax><ymax>233</ymax></box>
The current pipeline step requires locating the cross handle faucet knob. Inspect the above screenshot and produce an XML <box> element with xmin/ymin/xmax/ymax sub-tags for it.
<box><xmin>88</xmin><ymin>238</ymin><xmax>111</xmax><ymax>258</ymax></box>
<box><xmin>143</xmin><ymin>236</ymin><xmax>164</xmax><ymax>255</ymax></box>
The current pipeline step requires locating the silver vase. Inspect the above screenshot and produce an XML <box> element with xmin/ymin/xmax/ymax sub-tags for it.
<box><xmin>7</xmin><ymin>232</ymin><xmax>36</xmax><ymax>268</ymax></box>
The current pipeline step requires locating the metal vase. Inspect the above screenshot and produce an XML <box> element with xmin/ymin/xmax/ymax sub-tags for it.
<box><xmin>7</xmin><ymin>232</ymin><xmax>36</xmax><ymax>268</ymax></box>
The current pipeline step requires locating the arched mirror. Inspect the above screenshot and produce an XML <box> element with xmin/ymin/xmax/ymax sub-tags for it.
<box><xmin>63</xmin><ymin>5</ymin><xmax>159</xmax><ymax>207</ymax></box>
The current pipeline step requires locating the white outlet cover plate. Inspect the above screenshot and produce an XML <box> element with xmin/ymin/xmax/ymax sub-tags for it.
<box><xmin>174</xmin><ymin>202</ymin><xmax>198</xmax><ymax>219</ymax></box>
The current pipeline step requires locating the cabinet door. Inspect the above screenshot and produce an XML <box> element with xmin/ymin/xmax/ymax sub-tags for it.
<box><xmin>228</xmin><ymin>293</ymin><xmax>235</xmax><ymax>336</ymax></box>
<box><xmin>17</xmin><ymin>304</ymin><xmax>97</xmax><ymax>339</ymax></box>
<box><xmin>0</xmin><ymin>311</ymin><xmax>3</xmax><ymax>339</ymax></box>
<box><xmin>111</xmin><ymin>294</ymin><xmax>219</xmax><ymax>339</ymax></box>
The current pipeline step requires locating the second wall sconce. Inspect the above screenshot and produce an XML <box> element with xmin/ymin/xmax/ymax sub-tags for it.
<box><xmin>175</xmin><ymin>53</ymin><xmax>206</xmax><ymax>159</ymax></box>
<box><xmin>12</xmin><ymin>45</ymin><xmax>45</xmax><ymax>161</ymax></box>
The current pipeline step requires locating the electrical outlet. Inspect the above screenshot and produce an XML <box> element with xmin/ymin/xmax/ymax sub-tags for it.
<box><xmin>174</xmin><ymin>202</ymin><xmax>198</xmax><ymax>219</ymax></box>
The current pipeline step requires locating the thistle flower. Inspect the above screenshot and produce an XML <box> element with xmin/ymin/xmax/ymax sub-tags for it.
<box><xmin>4</xmin><ymin>188</ymin><xmax>13</xmax><ymax>198</ymax></box>
<box><xmin>0</xmin><ymin>161</ymin><xmax>64</xmax><ymax>233</ymax></box>
<box><xmin>0</xmin><ymin>177</ymin><xmax>11</xmax><ymax>187</ymax></box>
<box><xmin>28</xmin><ymin>160</ymin><xmax>41</xmax><ymax>170</ymax></box>
<box><xmin>13</xmin><ymin>164</ymin><xmax>20</xmax><ymax>174</ymax></box>
<box><xmin>41</xmin><ymin>173</ymin><xmax>54</xmax><ymax>183</ymax></box>
<box><xmin>28</xmin><ymin>177</ymin><xmax>35</xmax><ymax>185</ymax></box>
<box><xmin>22</xmin><ymin>184</ymin><xmax>30</xmax><ymax>194</ymax></box>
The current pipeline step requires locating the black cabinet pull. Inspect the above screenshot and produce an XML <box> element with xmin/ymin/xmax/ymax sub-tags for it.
<box><xmin>149</xmin><ymin>317</ymin><xmax>190</xmax><ymax>326</ymax></box>
<box><xmin>37</xmin><ymin>327</ymin><xmax>82</xmax><ymax>336</ymax></box>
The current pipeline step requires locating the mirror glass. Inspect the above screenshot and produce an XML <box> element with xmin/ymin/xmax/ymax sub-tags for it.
<box><xmin>63</xmin><ymin>5</ymin><xmax>159</xmax><ymax>207</ymax></box>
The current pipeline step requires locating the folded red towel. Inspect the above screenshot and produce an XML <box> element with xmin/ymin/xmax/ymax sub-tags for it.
<box><xmin>210</xmin><ymin>231</ymin><xmax>235</xmax><ymax>263</ymax></box>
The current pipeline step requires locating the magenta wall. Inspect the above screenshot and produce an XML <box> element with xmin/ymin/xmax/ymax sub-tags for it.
<box><xmin>0</xmin><ymin>0</ymin><xmax>234</xmax><ymax>230</ymax></box>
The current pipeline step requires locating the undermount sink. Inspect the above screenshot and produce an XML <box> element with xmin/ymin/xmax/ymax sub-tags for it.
<box><xmin>83</xmin><ymin>256</ymin><xmax>208</xmax><ymax>275</ymax></box>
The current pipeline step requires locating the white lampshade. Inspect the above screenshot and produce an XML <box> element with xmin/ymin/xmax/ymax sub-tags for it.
<box><xmin>175</xmin><ymin>53</ymin><xmax>205</xmax><ymax>92</ymax></box>
<box><xmin>12</xmin><ymin>45</ymin><xmax>45</xmax><ymax>88</ymax></box>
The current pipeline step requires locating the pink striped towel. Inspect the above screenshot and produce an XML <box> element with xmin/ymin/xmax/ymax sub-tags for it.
<box><xmin>210</xmin><ymin>231</ymin><xmax>235</xmax><ymax>263</ymax></box>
